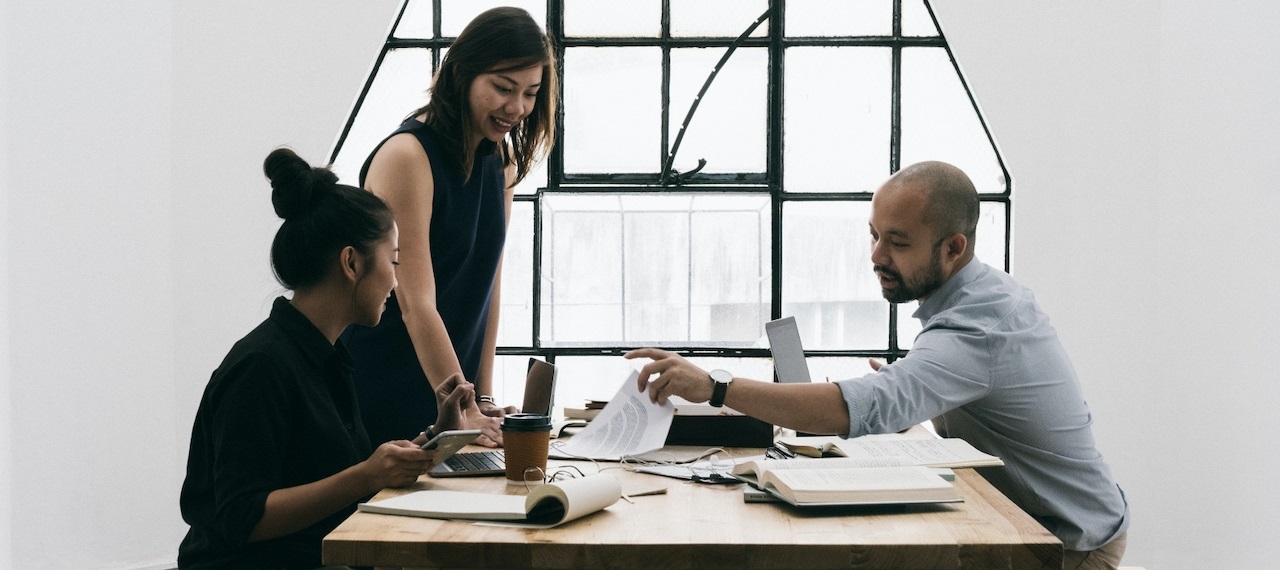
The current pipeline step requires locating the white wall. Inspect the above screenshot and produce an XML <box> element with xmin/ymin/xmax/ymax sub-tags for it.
<box><xmin>1</xmin><ymin>1</ymin><xmax>394</xmax><ymax>568</ymax></box>
<box><xmin>0</xmin><ymin>0</ymin><xmax>12</xmax><ymax>566</ymax></box>
<box><xmin>934</xmin><ymin>1</ymin><xmax>1280</xmax><ymax>568</ymax></box>
<box><xmin>3</xmin><ymin>1</ymin><xmax>1278</xmax><ymax>569</ymax></box>
<box><xmin>3</xmin><ymin>1</ymin><xmax>176</xmax><ymax>568</ymax></box>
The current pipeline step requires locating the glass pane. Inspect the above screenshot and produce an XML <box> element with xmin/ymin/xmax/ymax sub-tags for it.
<box><xmin>806</xmin><ymin>356</ymin><xmax>875</xmax><ymax>384</ymax></box>
<box><xmin>553</xmin><ymin>356</ymin><xmax>649</xmax><ymax>418</ymax></box>
<box><xmin>564</xmin><ymin>0</ymin><xmax>660</xmax><ymax>38</ymax></box>
<box><xmin>689</xmin><ymin>195</ymin><xmax>771</xmax><ymax>343</ymax></box>
<box><xmin>782</xmin><ymin>201</ymin><xmax>888</xmax><ymax>350</ymax></box>
<box><xmin>331</xmin><ymin>48</ymin><xmax>433</xmax><ymax>186</ymax></box>
<box><xmin>512</xmin><ymin>154</ymin><xmax>546</xmax><ymax>196</ymax></box>
<box><xmin>896</xmin><ymin>201</ymin><xmax>1008</xmax><ymax>348</ymax></box>
<box><xmin>784</xmin><ymin>47</ymin><xmax>891</xmax><ymax>193</ymax></box>
<box><xmin>669</xmin><ymin>48</ymin><xmax>768</xmax><ymax>174</ymax></box>
<box><xmin>555</xmin><ymin>356</ymin><xmax>772</xmax><ymax>410</ymax></box>
<box><xmin>563</xmin><ymin>47</ymin><xmax>662</xmax><ymax>174</ymax></box>
<box><xmin>974</xmin><ymin>201</ymin><xmax>1008</xmax><ymax>271</ymax></box>
<box><xmin>786</xmin><ymin>0</ymin><xmax>892</xmax><ymax>37</ymax></box>
<box><xmin>442</xmin><ymin>0</ymin><xmax>546</xmax><ymax>36</ymax></box>
<box><xmin>392</xmin><ymin>0</ymin><xmax>434</xmax><ymax>39</ymax></box>
<box><xmin>497</xmin><ymin>201</ymin><xmax>534</xmax><ymax>347</ymax></box>
<box><xmin>671</xmin><ymin>0</ymin><xmax>769</xmax><ymax>38</ymax></box>
<box><xmin>624</xmin><ymin>209</ymin><xmax>690</xmax><ymax>343</ymax></box>
<box><xmin>540</xmin><ymin>196</ymin><xmax>624</xmax><ymax>344</ymax></box>
<box><xmin>491</xmin><ymin>355</ymin><xmax>533</xmax><ymax>412</ymax></box>
<box><xmin>541</xmin><ymin>194</ymin><xmax>770</xmax><ymax>347</ymax></box>
<box><xmin>901</xmin><ymin>0</ymin><xmax>940</xmax><ymax>37</ymax></box>
<box><xmin>900</xmin><ymin>47</ymin><xmax>1006</xmax><ymax>194</ymax></box>
<box><xmin>682</xmin><ymin>357</ymin><xmax>775</xmax><ymax>387</ymax></box>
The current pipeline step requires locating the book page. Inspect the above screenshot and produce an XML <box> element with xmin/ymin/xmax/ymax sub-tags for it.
<box><xmin>733</xmin><ymin>456</ymin><xmax>915</xmax><ymax>478</ymax></box>
<box><xmin>524</xmin><ymin>474</ymin><xmax>622</xmax><ymax>527</ymax></box>
<box><xmin>768</xmin><ymin>466</ymin><xmax>950</xmax><ymax>492</ymax></box>
<box><xmin>830</xmin><ymin>437</ymin><xmax>1002</xmax><ymax>467</ymax></box>
<box><xmin>359</xmin><ymin>475</ymin><xmax>623</xmax><ymax>528</ymax></box>
<box><xmin>358</xmin><ymin>490</ymin><xmax>527</xmax><ymax>520</ymax></box>
<box><xmin>780</xmin><ymin>434</ymin><xmax>1002</xmax><ymax>467</ymax></box>
<box><xmin>551</xmin><ymin>370</ymin><xmax>675</xmax><ymax>460</ymax></box>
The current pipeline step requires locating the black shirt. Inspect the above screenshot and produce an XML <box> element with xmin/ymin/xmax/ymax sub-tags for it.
<box><xmin>178</xmin><ymin>297</ymin><xmax>372</xmax><ymax>569</ymax></box>
<box><xmin>344</xmin><ymin>119</ymin><xmax>506</xmax><ymax>446</ymax></box>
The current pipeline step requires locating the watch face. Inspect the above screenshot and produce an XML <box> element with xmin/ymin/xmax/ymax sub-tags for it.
<box><xmin>710</xmin><ymin>369</ymin><xmax>733</xmax><ymax>384</ymax></box>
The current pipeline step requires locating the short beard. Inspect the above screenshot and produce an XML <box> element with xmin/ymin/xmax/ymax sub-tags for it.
<box><xmin>877</xmin><ymin>244</ymin><xmax>947</xmax><ymax>303</ymax></box>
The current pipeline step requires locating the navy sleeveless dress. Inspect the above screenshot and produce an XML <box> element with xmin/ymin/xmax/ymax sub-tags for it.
<box><xmin>342</xmin><ymin>119</ymin><xmax>507</xmax><ymax>445</ymax></box>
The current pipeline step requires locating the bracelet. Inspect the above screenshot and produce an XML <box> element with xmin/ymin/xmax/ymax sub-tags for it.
<box><xmin>423</xmin><ymin>426</ymin><xmax>437</xmax><ymax>441</ymax></box>
<box><xmin>477</xmin><ymin>395</ymin><xmax>496</xmax><ymax>405</ymax></box>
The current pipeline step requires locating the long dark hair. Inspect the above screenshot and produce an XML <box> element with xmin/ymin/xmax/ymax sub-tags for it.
<box><xmin>264</xmin><ymin>148</ymin><xmax>394</xmax><ymax>290</ymax></box>
<box><xmin>413</xmin><ymin>6</ymin><xmax>557</xmax><ymax>185</ymax></box>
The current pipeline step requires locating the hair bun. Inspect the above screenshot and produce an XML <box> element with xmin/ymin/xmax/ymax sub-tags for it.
<box><xmin>264</xmin><ymin>148</ymin><xmax>339</xmax><ymax>219</ymax></box>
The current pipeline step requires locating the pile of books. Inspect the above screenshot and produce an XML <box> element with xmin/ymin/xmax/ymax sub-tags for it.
<box><xmin>736</xmin><ymin>435</ymin><xmax>1004</xmax><ymax>507</ymax></box>
<box><xmin>562</xmin><ymin>399</ymin><xmax>608</xmax><ymax>422</ymax></box>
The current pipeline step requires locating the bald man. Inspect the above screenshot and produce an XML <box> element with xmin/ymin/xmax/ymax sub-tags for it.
<box><xmin>627</xmin><ymin>162</ymin><xmax>1129</xmax><ymax>569</ymax></box>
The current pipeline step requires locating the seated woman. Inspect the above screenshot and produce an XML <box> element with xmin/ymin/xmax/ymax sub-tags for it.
<box><xmin>178</xmin><ymin>148</ymin><xmax>473</xmax><ymax>569</ymax></box>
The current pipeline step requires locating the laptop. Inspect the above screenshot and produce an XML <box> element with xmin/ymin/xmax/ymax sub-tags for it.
<box><xmin>765</xmin><ymin>316</ymin><xmax>813</xmax><ymax>384</ymax></box>
<box><xmin>430</xmin><ymin>358</ymin><xmax>558</xmax><ymax>477</ymax></box>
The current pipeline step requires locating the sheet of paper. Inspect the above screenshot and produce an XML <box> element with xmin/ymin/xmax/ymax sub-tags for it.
<box><xmin>551</xmin><ymin>370</ymin><xmax>674</xmax><ymax>460</ymax></box>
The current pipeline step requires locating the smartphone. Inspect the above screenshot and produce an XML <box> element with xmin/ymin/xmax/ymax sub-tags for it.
<box><xmin>419</xmin><ymin>429</ymin><xmax>482</xmax><ymax>463</ymax></box>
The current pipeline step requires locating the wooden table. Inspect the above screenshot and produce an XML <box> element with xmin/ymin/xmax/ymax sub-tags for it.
<box><xmin>323</xmin><ymin>449</ymin><xmax>1062</xmax><ymax>570</ymax></box>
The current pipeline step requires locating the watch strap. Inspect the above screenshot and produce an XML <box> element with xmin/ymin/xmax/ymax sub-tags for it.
<box><xmin>710</xmin><ymin>377</ymin><xmax>729</xmax><ymax>407</ymax></box>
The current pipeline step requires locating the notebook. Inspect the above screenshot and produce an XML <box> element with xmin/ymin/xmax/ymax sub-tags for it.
<box><xmin>765</xmin><ymin>316</ymin><xmax>813</xmax><ymax>384</ymax></box>
<box><xmin>430</xmin><ymin>358</ymin><xmax>557</xmax><ymax>477</ymax></box>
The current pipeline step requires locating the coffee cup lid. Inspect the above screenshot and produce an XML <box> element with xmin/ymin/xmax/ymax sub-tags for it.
<box><xmin>502</xmin><ymin>413</ymin><xmax>552</xmax><ymax>431</ymax></box>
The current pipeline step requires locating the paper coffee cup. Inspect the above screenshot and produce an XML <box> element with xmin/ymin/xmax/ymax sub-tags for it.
<box><xmin>502</xmin><ymin>413</ymin><xmax>551</xmax><ymax>485</ymax></box>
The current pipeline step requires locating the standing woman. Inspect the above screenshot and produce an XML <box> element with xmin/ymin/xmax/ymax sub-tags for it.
<box><xmin>179</xmin><ymin>149</ymin><xmax>471</xmax><ymax>569</ymax></box>
<box><xmin>344</xmin><ymin>7</ymin><xmax>557</xmax><ymax>447</ymax></box>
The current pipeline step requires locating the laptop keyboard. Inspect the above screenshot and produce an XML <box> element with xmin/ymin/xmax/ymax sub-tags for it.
<box><xmin>443</xmin><ymin>450</ymin><xmax>505</xmax><ymax>472</ymax></box>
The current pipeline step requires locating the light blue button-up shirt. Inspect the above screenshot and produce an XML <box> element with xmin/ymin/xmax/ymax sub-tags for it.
<box><xmin>837</xmin><ymin>258</ymin><xmax>1129</xmax><ymax>551</ymax></box>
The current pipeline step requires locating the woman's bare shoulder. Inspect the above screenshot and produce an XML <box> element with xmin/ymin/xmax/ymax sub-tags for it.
<box><xmin>371</xmin><ymin>131</ymin><xmax>430</xmax><ymax>169</ymax></box>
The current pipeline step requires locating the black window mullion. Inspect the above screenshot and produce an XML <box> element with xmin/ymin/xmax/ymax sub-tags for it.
<box><xmin>769</xmin><ymin>0</ymin><xmax>785</xmax><ymax>323</ymax></box>
<box><xmin>430</xmin><ymin>1</ymin><xmax>441</xmax><ymax>84</ymax></box>
<box><xmin>534</xmin><ymin>0</ymin><xmax>567</xmax><ymax>351</ymax></box>
<box><xmin>483</xmin><ymin>0</ymin><xmax>1010</xmax><ymax>364</ymax></box>
<box><xmin>661</xmin><ymin>0</ymin><xmax>672</xmax><ymax>184</ymax></box>
<box><xmin>885</xmin><ymin>0</ymin><xmax>905</xmax><ymax>363</ymax></box>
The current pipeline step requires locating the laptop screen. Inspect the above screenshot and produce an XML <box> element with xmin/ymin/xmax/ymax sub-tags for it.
<box><xmin>765</xmin><ymin>316</ymin><xmax>813</xmax><ymax>384</ymax></box>
<box><xmin>522</xmin><ymin>358</ymin><xmax>557</xmax><ymax>415</ymax></box>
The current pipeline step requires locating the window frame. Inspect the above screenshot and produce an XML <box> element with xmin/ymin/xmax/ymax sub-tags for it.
<box><xmin>328</xmin><ymin>0</ymin><xmax>1011</xmax><ymax>370</ymax></box>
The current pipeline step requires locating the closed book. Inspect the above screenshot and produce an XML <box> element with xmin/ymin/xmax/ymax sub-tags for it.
<box><xmin>731</xmin><ymin>457</ymin><xmax>960</xmax><ymax>506</ymax></box>
<box><xmin>562</xmin><ymin>407</ymin><xmax>602</xmax><ymax>421</ymax></box>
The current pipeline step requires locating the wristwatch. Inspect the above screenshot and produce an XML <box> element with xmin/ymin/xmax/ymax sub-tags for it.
<box><xmin>709</xmin><ymin>369</ymin><xmax>733</xmax><ymax>407</ymax></box>
<box><xmin>477</xmin><ymin>395</ymin><xmax>496</xmax><ymax>406</ymax></box>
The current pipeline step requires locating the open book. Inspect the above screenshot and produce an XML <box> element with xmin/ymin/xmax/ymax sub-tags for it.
<box><xmin>777</xmin><ymin>435</ymin><xmax>1003</xmax><ymax>468</ymax></box>
<box><xmin>357</xmin><ymin>474</ymin><xmax>621</xmax><ymax>528</ymax></box>
<box><xmin>731</xmin><ymin>457</ymin><xmax>961</xmax><ymax>507</ymax></box>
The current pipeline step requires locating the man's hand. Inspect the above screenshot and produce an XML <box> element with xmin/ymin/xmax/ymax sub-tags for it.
<box><xmin>624</xmin><ymin>348</ymin><xmax>714</xmax><ymax>405</ymax></box>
